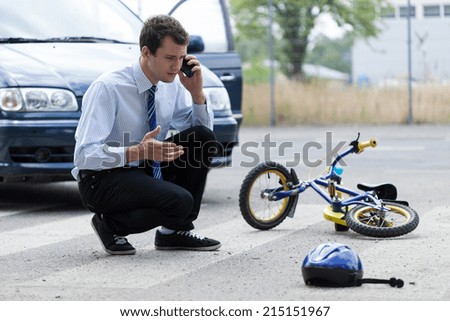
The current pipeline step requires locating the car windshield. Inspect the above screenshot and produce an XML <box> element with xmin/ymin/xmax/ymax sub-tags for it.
<box><xmin>0</xmin><ymin>0</ymin><xmax>142</xmax><ymax>43</ymax></box>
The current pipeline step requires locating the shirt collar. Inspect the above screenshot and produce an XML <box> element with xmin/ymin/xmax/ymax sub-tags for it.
<box><xmin>133</xmin><ymin>59</ymin><xmax>158</xmax><ymax>94</ymax></box>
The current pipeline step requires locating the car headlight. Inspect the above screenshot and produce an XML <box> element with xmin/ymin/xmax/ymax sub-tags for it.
<box><xmin>0</xmin><ymin>88</ymin><xmax>77</xmax><ymax>112</ymax></box>
<box><xmin>203</xmin><ymin>87</ymin><xmax>231</xmax><ymax>111</ymax></box>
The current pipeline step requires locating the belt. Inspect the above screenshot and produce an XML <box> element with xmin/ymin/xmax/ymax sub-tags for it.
<box><xmin>78</xmin><ymin>169</ymin><xmax>99</xmax><ymax>180</ymax></box>
<box><xmin>78</xmin><ymin>167</ymin><xmax>139</xmax><ymax>181</ymax></box>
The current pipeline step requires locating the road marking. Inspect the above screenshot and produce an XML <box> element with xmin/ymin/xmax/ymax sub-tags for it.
<box><xmin>385</xmin><ymin>169</ymin><xmax>450</xmax><ymax>174</ymax></box>
<box><xmin>18</xmin><ymin>204</ymin><xmax>327</xmax><ymax>290</ymax></box>
<box><xmin>0</xmin><ymin>214</ymin><xmax>91</xmax><ymax>256</ymax></box>
<box><xmin>0</xmin><ymin>211</ymin><xmax>19</xmax><ymax>218</ymax></box>
<box><xmin>374</xmin><ymin>146</ymin><xmax>425</xmax><ymax>151</ymax></box>
<box><xmin>0</xmin><ymin>205</ymin><xmax>64</xmax><ymax>218</ymax></box>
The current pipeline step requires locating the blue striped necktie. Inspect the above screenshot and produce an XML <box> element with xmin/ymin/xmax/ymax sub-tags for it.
<box><xmin>147</xmin><ymin>85</ymin><xmax>162</xmax><ymax>179</ymax></box>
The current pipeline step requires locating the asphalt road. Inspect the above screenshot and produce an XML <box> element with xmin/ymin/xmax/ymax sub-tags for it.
<box><xmin>1</xmin><ymin>124</ymin><xmax>449</xmax><ymax>303</ymax></box>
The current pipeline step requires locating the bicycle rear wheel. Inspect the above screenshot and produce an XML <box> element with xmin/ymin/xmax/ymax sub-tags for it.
<box><xmin>239</xmin><ymin>162</ymin><xmax>296</xmax><ymax>230</ymax></box>
<box><xmin>346</xmin><ymin>201</ymin><xmax>419</xmax><ymax>237</ymax></box>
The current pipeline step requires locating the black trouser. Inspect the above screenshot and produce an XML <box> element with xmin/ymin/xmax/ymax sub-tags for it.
<box><xmin>78</xmin><ymin>126</ymin><xmax>217</xmax><ymax>236</ymax></box>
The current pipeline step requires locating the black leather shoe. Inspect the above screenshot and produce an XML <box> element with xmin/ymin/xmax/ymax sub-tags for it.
<box><xmin>91</xmin><ymin>214</ymin><xmax>136</xmax><ymax>255</ymax></box>
<box><xmin>155</xmin><ymin>230</ymin><xmax>221</xmax><ymax>251</ymax></box>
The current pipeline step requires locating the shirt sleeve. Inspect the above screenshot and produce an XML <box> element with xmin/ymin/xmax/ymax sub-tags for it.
<box><xmin>73</xmin><ymin>81</ymin><xmax>127</xmax><ymax>173</ymax></box>
<box><xmin>192</xmin><ymin>100</ymin><xmax>214</xmax><ymax>129</ymax></box>
<box><xmin>171</xmin><ymin>82</ymin><xmax>214</xmax><ymax>132</ymax></box>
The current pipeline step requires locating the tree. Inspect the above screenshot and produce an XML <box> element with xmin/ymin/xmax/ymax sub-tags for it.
<box><xmin>230</xmin><ymin>0</ymin><xmax>387</xmax><ymax>80</ymax></box>
<box><xmin>306</xmin><ymin>33</ymin><xmax>354</xmax><ymax>74</ymax></box>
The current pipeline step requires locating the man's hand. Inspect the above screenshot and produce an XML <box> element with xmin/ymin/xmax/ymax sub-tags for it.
<box><xmin>126</xmin><ymin>126</ymin><xmax>184</xmax><ymax>163</ymax></box>
<box><xmin>178</xmin><ymin>55</ymin><xmax>206</xmax><ymax>105</ymax></box>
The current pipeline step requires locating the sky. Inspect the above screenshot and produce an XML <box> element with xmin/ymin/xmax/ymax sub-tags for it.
<box><xmin>311</xmin><ymin>13</ymin><xmax>349</xmax><ymax>39</ymax></box>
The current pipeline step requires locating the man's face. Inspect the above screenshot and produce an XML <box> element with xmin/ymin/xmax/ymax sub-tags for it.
<box><xmin>141</xmin><ymin>36</ymin><xmax>187</xmax><ymax>84</ymax></box>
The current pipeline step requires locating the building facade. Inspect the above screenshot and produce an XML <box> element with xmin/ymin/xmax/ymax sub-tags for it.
<box><xmin>352</xmin><ymin>0</ymin><xmax>450</xmax><ymax>86</ymax></box>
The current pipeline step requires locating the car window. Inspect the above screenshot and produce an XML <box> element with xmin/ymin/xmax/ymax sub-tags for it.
<box><xmin>170</xmin><ymin>0</ymin><xmax>228</xmax><ymax>52</ymax></box>
<box><xmin>121</xmin><ymin>0</ymin><xmax>229</xmax><ymax>52</ymax></box>
<box><xmin>0</xmin><ymin>0</ymin><xmax>141</xmax><ymax>43</ymax></box>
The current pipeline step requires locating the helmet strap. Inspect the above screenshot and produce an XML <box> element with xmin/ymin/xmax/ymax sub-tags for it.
<box><xmin>357</xmin><ymin>277</ymin><xmax>404</xmax><ymax>288</ymax></box>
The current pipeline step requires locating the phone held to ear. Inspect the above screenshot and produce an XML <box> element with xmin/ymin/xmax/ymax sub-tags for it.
<box><xmin>181</xmin><ymin>58</ymin><xmax>195</xmax><ymax>78</ymax></box>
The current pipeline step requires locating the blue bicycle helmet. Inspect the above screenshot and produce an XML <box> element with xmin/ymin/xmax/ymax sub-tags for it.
<box><xmin>302</xmin><ymin>242</ymin><xmax>363</xmax><ymax>287</ymax></box>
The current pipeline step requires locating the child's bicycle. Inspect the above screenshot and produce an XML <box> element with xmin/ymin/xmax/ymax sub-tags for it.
<box><xmin>238</xmin><ymin>134</ymin><xmax>419</xmax><ymax>238</ymax></box>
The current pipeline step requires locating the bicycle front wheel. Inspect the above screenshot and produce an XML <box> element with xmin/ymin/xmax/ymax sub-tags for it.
<box><xmin>346</xmin><ymin>201</ymin><xmax>419</xmax><ymax>237</ymax></box>
<box><xmin>239</xmin><ymin>162</ymin><xmax>295</xmax><ymax>230</ymax></box>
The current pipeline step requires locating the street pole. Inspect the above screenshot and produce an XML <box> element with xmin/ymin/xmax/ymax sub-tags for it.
<box><xmin>407</xmin><ymin>0</ymin><xmax>413</xmax><ymax>124</ymax></box>
<box><xmin>137</xmin><ymin>0</ymin><xmax>142</xmax><ymax>17</ymax></box>
<box><xmin>268</xmin><ymin>0</ymin><xmax>276</xmax><ymax>127</ymax></box>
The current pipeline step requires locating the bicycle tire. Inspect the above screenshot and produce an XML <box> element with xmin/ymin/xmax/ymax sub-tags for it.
<box><xmin>239</xmin><ymin>162</ymin><xmax>296</xmax><ymax>230</ymax></box>
<box><xmin>346</xmin><ymin>201</ymin><xmax>419</xmax><ymax>237</ymax></box>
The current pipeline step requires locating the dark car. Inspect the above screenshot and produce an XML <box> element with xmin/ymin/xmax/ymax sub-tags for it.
<box><xmin>0</xmin><ymin>0</ymin><xmax>241</xmax><ymax>183</ymax></box>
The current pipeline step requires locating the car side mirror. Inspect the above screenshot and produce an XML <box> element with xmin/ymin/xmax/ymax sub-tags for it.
<box><xmin>187</xmin><ymin>35</ymin><xmax>205</xmax><ymax>53</ymax></box>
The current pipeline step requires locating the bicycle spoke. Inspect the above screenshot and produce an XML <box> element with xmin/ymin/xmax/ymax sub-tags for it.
<box><xmin>355</xmin><ymin>206</ymin><xmax>410</xmax><ymax>228</ymax></box>
<box><xmin>249</xmin><ymin>171</ymin><xmax>287</xmax><ymax>222</ymax></box>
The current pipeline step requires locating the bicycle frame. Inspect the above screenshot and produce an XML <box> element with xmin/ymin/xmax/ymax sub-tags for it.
<box><xmin>239</xmin><ymin>134</ymin><xmax>419</xmax><ymax>236</ymax></box>
<box><xmin>266</xmin><ymin>141</ymin><xmax>386</xmax><ymax>214</ymax></box>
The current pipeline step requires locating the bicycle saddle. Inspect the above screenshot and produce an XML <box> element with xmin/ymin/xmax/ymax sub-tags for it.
<box><xmin>357</xmin><ymin>183</ymin><xmax>397</xmax><ymax>200</ymax></box>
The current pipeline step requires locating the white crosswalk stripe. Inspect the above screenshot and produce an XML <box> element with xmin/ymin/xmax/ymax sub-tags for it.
<box><xmin>0</xmin><ymin>214</ymin><xmax>91</xmax><ymax>256</ymax></box>
<box><xmin>2</xmin><ymin>203</ymin><xmax>450</xmax><ymax>302</ymax></box>
<box><xmin>0</xmin><ymin>205</ymin><xmax>57</xmax><ymax>218</ymax></box>
<box><xmin>12</xmin><ymin>205</ymin><xmax>325</xmax><ymax>289</ymax></box>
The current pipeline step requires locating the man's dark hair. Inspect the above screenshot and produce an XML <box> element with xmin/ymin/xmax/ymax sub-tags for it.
<box><xmin>140</xmin><ymin>15</ymin><xmax>189</xmax><ymax>54</ymax></box>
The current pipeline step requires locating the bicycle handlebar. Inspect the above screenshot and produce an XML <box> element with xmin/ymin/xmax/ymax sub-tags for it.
<box><xmin>327</xmin><ymin>136</ymin><xmax>377</xmax><ymax>175</ymax></box>
<box><xmin>357</xmin><ymin>138</ymin><xmax>377</xmax><ymax>153</ymax></box>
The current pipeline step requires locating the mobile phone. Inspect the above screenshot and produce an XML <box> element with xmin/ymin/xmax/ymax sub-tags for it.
<box><xmin>181</xmin><ymin>58</ymin><xmax>195</xmax><ymax>78</ymax></box>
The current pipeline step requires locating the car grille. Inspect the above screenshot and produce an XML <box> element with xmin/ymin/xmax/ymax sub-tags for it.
<box><xmin>9</xmin><ymin>146</ymin><xmax>74</xmax><ymax>163</ymax></box>
<box><xmin>8</xmin><ymin>143</ymin><xmax>233</xmax><ymax>164</ymax></box>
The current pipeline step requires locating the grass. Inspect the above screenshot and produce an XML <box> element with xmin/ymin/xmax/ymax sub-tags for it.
<box><xmin>241</xmin><ymin>80</ymin><xmax>450</xmax><ymax>126</ymax></box>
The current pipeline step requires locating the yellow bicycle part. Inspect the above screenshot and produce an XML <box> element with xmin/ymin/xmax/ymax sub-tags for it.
<box><xmin>248</xmin><ymin>169</ymin><xmax>289</xmax><ymax>223</ymax></box>
<box><xmin>323</xmin><ymin>205</ymin><xmax>347</xmax><ymax>226</ymax></box>
<box><xmin>357</xmin><ymin>138</ymin><xmax>377</xmax><ymax>153</ymax></box>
